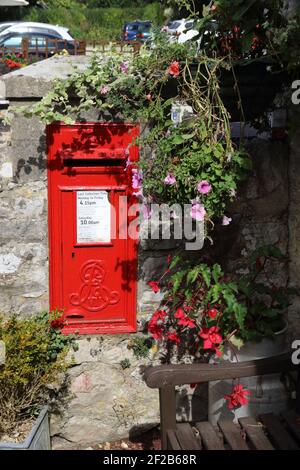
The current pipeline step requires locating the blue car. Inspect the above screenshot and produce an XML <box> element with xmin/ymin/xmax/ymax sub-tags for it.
<box><xmin>122</xmin><ymin>21</ymin><xmax>152</xmax><ymax>43</ymax></box>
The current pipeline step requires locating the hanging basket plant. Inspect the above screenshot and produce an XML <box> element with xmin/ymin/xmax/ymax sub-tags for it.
<box><xmin>16</xmin><ymin>37</ymin><xmax>251</xmax><ymax>236</ymax></box>
<box><xmin>166</xmin><ymin>0</ymin><xmax>299</xmax><ymax>121</ymax></box>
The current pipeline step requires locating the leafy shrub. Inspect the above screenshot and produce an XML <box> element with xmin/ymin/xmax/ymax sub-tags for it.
<box><xmin>0</xmin><ymin>312</ymin><xmax>75</xmax><ymax>436</ymax></box>
<box><xmin>22</xmin><ymin>1</ymin><xmax>164</xmax><ymax>41</ymax></box>
<box><xmin>146</xmin><ymin>245</ymin><xmax>295</xmax><ymax>362</ymax></box>
<box><xmin>128</xmin><ymin>336</ymin><xmax>153</xmax><ymax>359</ymax></box>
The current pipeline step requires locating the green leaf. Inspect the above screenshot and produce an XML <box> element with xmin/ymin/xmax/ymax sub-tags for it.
<box><xmin>212</xmin><ymin>264</ymin><xmax>222</xmax><ymax>283</ymax></box>
<box><xmin>169</xmin><ymin>255</ymin><xmax>181</xmax><ymax>270</ymax></box>
<box><xmin>229</xmin><ymin>335</ymin><xmax>244</xmax><ymax>350</ymax></box>
<box><xmin>172</xmin><ymin>271</ymin><xmax>185</xmax><ymax>294</ymax></box>
<box><xmin>232</xmin><ymin>303</ymin><xmax>247</xmax><ymax>329</ymax></box>
<box><xmin>200</xmin><ymin>266</ymin><xmax>211</xmax><ymax>288</ymax></box>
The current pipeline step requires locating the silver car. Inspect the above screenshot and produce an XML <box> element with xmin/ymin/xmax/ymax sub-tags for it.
<box><xmin>0</xmin><ymin>21</ymin><xmax>73</xmax><ymax>40</ymax></box>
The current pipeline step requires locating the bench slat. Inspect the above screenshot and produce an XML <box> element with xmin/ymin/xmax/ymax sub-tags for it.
<box><xmin>259</xmin><ymin>413</ymin><xmax>299</xmax><ymax>450</ymax></box>
<box><xmin>195</xmin><ymin>422</ymin><xmax>225</xmax><ymax>450</ymax></box>
<box><xmin>281</xmin><ymin>410</ymin><xmax>300</xmax><ymax>444</ymax></box>
<box><xmin>166</xmin><ymin>430</ymin><xmax>181</xmax><ymax>450</ymax></box>
<box><xmin>218</xmin><ymin>420</ymin><xmax>249</xmax><ymax>450</ymax></box>
<box><xmin>175</xmin><ymin>423</ymin><xmax>202</xmax><ymax>450</ymax></box>
<box><xmin>239</xmin><ymin>417</ymin><xmax>274</xmax><ymax>450</ymax></box>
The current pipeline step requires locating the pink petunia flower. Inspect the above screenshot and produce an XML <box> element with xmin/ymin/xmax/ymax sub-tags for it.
<box><xmin>142</xmin><ymin>204</ymin><xmax>153</xmax><ymax>220</ymax></box>
<box><xmin>132</xmin><ymin>168</ymin><xmax>143</xmax><ymax>190</ymax></box>
<box><xmin>164</xmin><ymin>172</ymin><xmax>176</xmax><ymax>185</ymax></box>
<box><xmin>100</xmin><ymin>85</ymin><xmax>109</xmax><ymax>95</ymax></box>
<box><xmin>197</xmin><ymin>180</ymin><xmax>212</xmax><ymax>194</ymax></box>
<box><xmin>120</xmin><ymin>61</ymin><xmax>129</xmax><ymax>73</ymax></box>
<box><xmin>222</xmin><ymin>215</ymin><xmax>232</xmax><ymax>226</ymax></box>
<box><xmin>190</xmin><ymin>200</ymin><xmax>206</xmax><ymax>221</ymax></box>
<box><xmin>124</xmin><ymin>158</ymin><xmax>132</xmax><ymax>171</ymax></box>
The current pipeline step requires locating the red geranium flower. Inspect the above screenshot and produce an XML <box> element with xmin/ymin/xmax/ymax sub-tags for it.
<box><xmin>148</xmin><ymin>309</ymin><xmax>167</xmax><ymax>340</ymax></box>
<box><xmin>207</xmin><ymin>308</ymin><xmax>219</xmax><ymax>319</ymax></box>
<box><xmin>175</xmin><ymin>308</ymin><xmax>196</xmax><ymax>328</ymax></box>
<box><xmin>184</xmin><ymin>305</ymin><xmax>193</xmax><ymax>312</ymax></box>
<box><xmin>225</xmin><ymin>384</ymin><xmax>250</xmax><ymax>409</ymax></box>
<box><xmin>167</xmin><ymin>331</ymin><xmax>181</xmax><ymax>344</ymax></box>
<box><xmin>5</xmin><ymin>59</ymin><xmax>22</xmax><ymax>70</ymax></box>
<box><xmin>148</xmin><ymin>281</ymin><xmax>160</xmax><ymax>293</ymax></box>
<box><xmin>199</xmin><ymin>326</ymin><xmax>223</xmax><ymax>350</ymax></box>
<box><xmin>148</xmin><ymin>322</ymin><xmax>164</xmax><ymax>340</ymax></box>
<box><xmin>168</xmin><ymin>61</ymin><xmax>180</xmax><ymax>77</ymax></box>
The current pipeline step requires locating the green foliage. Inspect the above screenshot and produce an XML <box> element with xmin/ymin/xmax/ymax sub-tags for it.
<box><xmin>236</xmin><ymin>245</ymin><xmax>297</xmax><ymax>341</ymax></box>
<box><xmin>119</xmin><ymin>358</ymin><xmax>131</xmax><ymax>369</ymax></box>
<box><xmin>141</xmin><ymin>119</ymin><xmax>250</xmax><ymax>214</ymax></box>
<box><xmin>0</xmin><ymin>312</ymin><xmax>75</xmax><ymax>435</ymax></box>
<box><xmin>147</xmin><ymin>245</ymin><xmax>294</xmax><ymax>361</ymax></box>
<box><xmin>18</xmin><ymin>34</ymin><xmax>250</xmax><ymax>228</ymax></box>
<box><xmin>171</xmin><ymin>0</ymin><xmax>300</xmax><ymax>72</ymax></box>
<box><xmin>20</xmin><ymin>1</ymin><xmax>164</xmax><ymax>41</ymax></box>
<box><xmin>128</xmin><ymin>335</ymin><xmax>153</xmax><ymax>359</ymax></box>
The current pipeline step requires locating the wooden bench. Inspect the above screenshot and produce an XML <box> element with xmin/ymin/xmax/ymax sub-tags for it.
<box><xmin>144</xmin><ymin>352</ymin><xmax>300</xmax><ymax>450</ymax></box>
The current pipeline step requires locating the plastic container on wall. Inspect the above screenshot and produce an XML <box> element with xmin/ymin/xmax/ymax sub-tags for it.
<box><xmin>0</xmin><ymin>407</ymin><xmax>51</xmax><ymax>450</ymax></box>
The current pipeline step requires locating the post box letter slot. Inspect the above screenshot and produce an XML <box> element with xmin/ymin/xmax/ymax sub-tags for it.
<box><xmin>64</xmin><ymin>159</ymin><xmax>125</xmax><ymax>168</ymax></box>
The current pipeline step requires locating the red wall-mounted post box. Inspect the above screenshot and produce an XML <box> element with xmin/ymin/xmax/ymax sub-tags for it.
<box><xmin>47</xmin><ymin>123</ymin><xmax>139</xmax><ymax>335</ymax></box>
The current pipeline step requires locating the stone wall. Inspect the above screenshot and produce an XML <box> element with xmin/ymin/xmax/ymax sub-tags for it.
<box><xmin>0</xmin><ymin>56</ymin><xmax>298</xmax><ymax>448</ymax></box>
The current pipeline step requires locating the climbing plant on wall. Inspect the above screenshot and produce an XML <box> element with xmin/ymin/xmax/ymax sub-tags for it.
<box><xmin>18</xmin><ymin>35</ymin><xmax>250</xmax><ymax>231</ymax></box>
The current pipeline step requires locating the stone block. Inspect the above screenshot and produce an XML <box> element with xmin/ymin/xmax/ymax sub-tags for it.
<box><xmin>11</xmin><ymin>139</ymin><xmax>47</xmax><ymax>182</ymax></box>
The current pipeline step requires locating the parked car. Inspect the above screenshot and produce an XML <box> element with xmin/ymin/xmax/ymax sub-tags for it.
<box><xmin>122</xmin><ymin>21</ymin><xmax>152</xmax><ymax>43</ymax></box>
<box><xmin>0</xmin><ymin>30</ymin><xmax>77</xmax><ymax>58</ymax></box>
<box><xmin>162</xmin><ymin>18</ymin><xmax>195</xmax><ymax>42</ymax></box>
<box><xmin>0</xmin><ymin>22</ymin><xmax>73</xmax><ymax>41</ymax></box>
<box><xmin>0</xmin><ymin>22</ymin><xmax>17</xmax><ymax>34</ymax></box>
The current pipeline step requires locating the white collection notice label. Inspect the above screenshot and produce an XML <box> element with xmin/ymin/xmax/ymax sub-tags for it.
<box><xmin>76</xmin><ymin>191</ymin><xmax>111</xmax><ymax>244</ymax></box>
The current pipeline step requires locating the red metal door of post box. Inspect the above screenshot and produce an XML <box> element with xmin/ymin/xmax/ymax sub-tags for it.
<box><xmin>47</xmin><ymin>123</ymin><xmax>139</xmax><ymax>334</ymax></box>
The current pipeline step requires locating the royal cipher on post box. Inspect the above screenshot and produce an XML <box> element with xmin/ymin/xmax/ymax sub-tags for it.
<box><xmin>47</xmin><ymin>123</ymin><xmax>139</xmax><ymax>335</ymax></box>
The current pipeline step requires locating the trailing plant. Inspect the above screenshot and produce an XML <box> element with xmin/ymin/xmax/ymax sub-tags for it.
<box><xmin>17</xmin><ymin>34</ymin><xmax>250</xmax><ymax>232</ymax></box>
<box><xmin>170</xmin><ymin>0</ymin><xmax>300</xmax><ymax>73</ymax></box>
<box><xmin>146</xmin><ymin>245</ymin><xmax>294</xmax><ymax>362</ymax></box>
<box><xmin>0</xmin><ymin>311</ymin><xmax>75</xmax><ymax>437</ymax></box>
